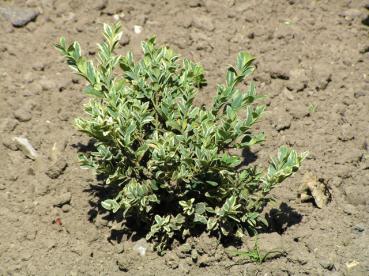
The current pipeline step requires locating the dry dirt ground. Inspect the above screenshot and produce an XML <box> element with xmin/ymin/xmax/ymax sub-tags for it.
<box><xmin>0</xmin><ymin>0</ymin><xmax>368</xmax><ymax>275</ymax></box>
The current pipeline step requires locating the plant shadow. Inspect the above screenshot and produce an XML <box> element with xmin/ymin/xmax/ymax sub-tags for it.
<box><xmin>264</xmin><ymin>203</ymin><xmax>303</xmax><ymax>234</ymax></box>
<box><xmin>241</xmin><ymin>147</ymin><xmax>258</xmax><ymax>167</ymax></box>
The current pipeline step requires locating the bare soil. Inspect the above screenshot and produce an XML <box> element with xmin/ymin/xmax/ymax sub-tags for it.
<box><xmin>0</xmin><ymin>0</ymin><xmax>368</xmax><ymax>275</ymax></box>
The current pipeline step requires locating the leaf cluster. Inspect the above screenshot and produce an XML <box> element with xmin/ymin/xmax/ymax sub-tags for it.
<box><xmin>56</xmin><ymin>23</ymin><xmax>307</xmax><ymax>251</ymax></box>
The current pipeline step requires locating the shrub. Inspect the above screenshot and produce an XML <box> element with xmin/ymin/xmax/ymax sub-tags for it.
<box><xmin>56</xmin><ymin>23</ymin><xmax>307</xmax><ymax>251</ymax></box>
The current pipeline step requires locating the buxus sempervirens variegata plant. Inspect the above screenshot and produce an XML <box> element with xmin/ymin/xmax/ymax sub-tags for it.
<box><xmin>56</xmin><ymin>23</ymin><xmax>307</xmax><ymax>251</ymax></box>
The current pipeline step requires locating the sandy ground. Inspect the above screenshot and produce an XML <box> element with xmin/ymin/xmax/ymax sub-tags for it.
<box><xmin>0</xmin><ymin>0</ymin><xmax>368</xmax><ymax>275</ymax></box>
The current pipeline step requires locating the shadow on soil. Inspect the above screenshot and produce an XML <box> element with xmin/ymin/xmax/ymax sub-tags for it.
<box><xmin>264</xmin><ymin>203</ymin><xmax>303</xmax><ymax>234</ymax></box>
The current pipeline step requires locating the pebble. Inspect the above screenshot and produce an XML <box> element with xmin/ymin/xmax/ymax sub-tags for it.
<box><xmin>192</xmin><ymin>16</ymin><xmax>215</xmax><ymax>32</ymax></box>
<box><xmin>45</xmin><ymin>158</ymin><xmax>68</xmax><ymax>179</ymax></box>
<box><xmin>13</xmin><ymin>136</ymin><xmax>38</xmax><ymax>160</ymax></box>
<box><xmin>0</xmin><ymin>6</ymin><xmax>39</xmax><ymax>27</ymax></box>
<box><xmin>132</xmin><ymin>239</ymin><xmax>150</xmax><ymax>256</ymax></box>
<box><xmin>119</xmin><ymin>32</ymin><xmax>131</xmax><ymax>46</ymax></box>
<box><xmin>133</xmin><ymin>25</ymin><xmax>142</xmax><ymax>34</ymax></box>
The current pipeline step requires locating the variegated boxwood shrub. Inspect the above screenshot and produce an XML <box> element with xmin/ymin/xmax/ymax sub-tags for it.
<box><xmin>56</xmin><ymin>23</ymin><xmax>307</xmax><ymax>251</ymax></box>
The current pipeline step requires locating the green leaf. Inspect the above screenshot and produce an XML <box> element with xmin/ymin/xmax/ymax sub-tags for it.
<box><xmin>101</xmin><ymin>199</ymin><xmax>120</xmax><ymax>213</ymax></box>
<box><xmin>207</xmin><ymin>217</ymin><xmax>218</xmax><ymax>231</ymax></box>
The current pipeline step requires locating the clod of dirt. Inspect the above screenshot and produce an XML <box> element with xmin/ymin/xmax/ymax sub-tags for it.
<box><xmin>269</xmin><ymin>66</ymin><xmax>290</xmax><ymax>80</ymax></box>
<box><xmin>93</xmin><ymin>0</ymin><xmax>108</xmax><ymax>11</ymax></box>
<box><xmin>338</xmin><ymin>124</ymin><xmax>355</xmax><ymax>142</ymax></box>
<box><xmin>192</xmin><ymin>16</ymin><xmax>215</xmax><ymax>32</ymax></box>
<box><xmin>287</xmin><ymin>69</ymin><xmax>308</xmax><ymax>92</ymax></box>
<box><xmin>39</xmin><ymin>77</ymin><xmax>57</xmax><ymax>91</ymax></box>
<box><xmin>176</xmin><ymin>243</ymin><xmax>192</xmax><ymax>258</ymax></box>
<box><xmin>52</xmin><ymin>191</ymin><xmax>72</xmax><ymax>207</ymax></box>
<box><xmin>272</xmin><ymin>112</ymin><xmax>292</xmax><ymax>132</ymax></box>
<box><xmin>116</xmin><ymin>251</ymin><xmax>139</xmax><ymax>272</ymax></box>
<box><xmin>196</xmin><ymin>233</ymin><xmax>218</xmax><ymax>256</ymax></box>
<box><xmin>343</xmin><ymin>185</ymin><xmax>369</xmax><ymax>206</ymax></box>
<box><xmin>45</xmin><ymin>158</ymin><xmax>68</xmax><ymax>179</ymax></box>
<box><xmin>298</xmin><ymin>173</ymin><xmax>331</xmax><ymax>208</ymax></box>
<box><xmin>191</xmin><ymin>248</ymin><xmax>199</xmax><ymax>262</ymax></box>
<box><xmin>0</xmin><ymin>6</ymin><xmax>39</xmax><ymax>27</ymax></box>
<box><xmin>312</xmin><ymin>65</ymin><xmax>332</xmax><ymax>91</ymax></box>
<box><xmin>165</xmin><ymin>252</ymin><xmax>180</xmax><ymax>269</ymax></box>
<box><xmin>13</xmin><ymin>136</ymin><xmax>38</xmax><ymax>160</ymax></box>
<box><xmin>13</xmin><ymin>107</ymin><xmax>32</xmax><ymax>122</ymax></box>
<box><xmin>0</xmin><ymin>118</ymin><xmax>18</xmax><ymax>133</ymax></box>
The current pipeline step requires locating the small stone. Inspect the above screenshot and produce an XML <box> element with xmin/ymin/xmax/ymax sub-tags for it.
<box><xmin>132</xmin><ymin>238</ymin><xmax>150</xmax><ymax>256</ymax></box>
<box><xmin>53</xmin><ymin>192</ymin><xmax>72</xmax><ymax>207</ymax></box>
<box><xmin>0</xmin><ymin>6</ymin><xmax>39</xmax><ymax>27</ymax></box>
<box><xmin>133</xmin><ymin>25</ymin><xmax>142</xmax><ymax>34</ymax></box>
<box><xmin>13</xmin><ymin>108</ymin><xmax>32</xmax><ymax>122</ymax></box>
<box><xmin>345</xmin><ymin>260</ymin><xmax>360</xmax><ymax>270</ymax></box>
<box><xmin>119</xmin><ymin>33</ymin><xmax>130</xmax><ymax>46</ymax></box>
<box><xmin>45</xmin><ymin>158</ymin><xmax>68</xmax><ymax>179</ymax></box>
<box><xmin>13</xmin><ymin>136</ymin><xmax>38</xmax><ymax>160</ymax></box>
<box><xmin>192</xmin><ymin>16</ymin><xmax>215</xmax><ymax>32</ymax></box>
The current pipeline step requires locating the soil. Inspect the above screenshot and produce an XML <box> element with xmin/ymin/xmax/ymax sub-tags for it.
<box><xmin>0</xmin><ymin>0</ymin><xmax>368</xmax><ymax>275</ymax></box>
